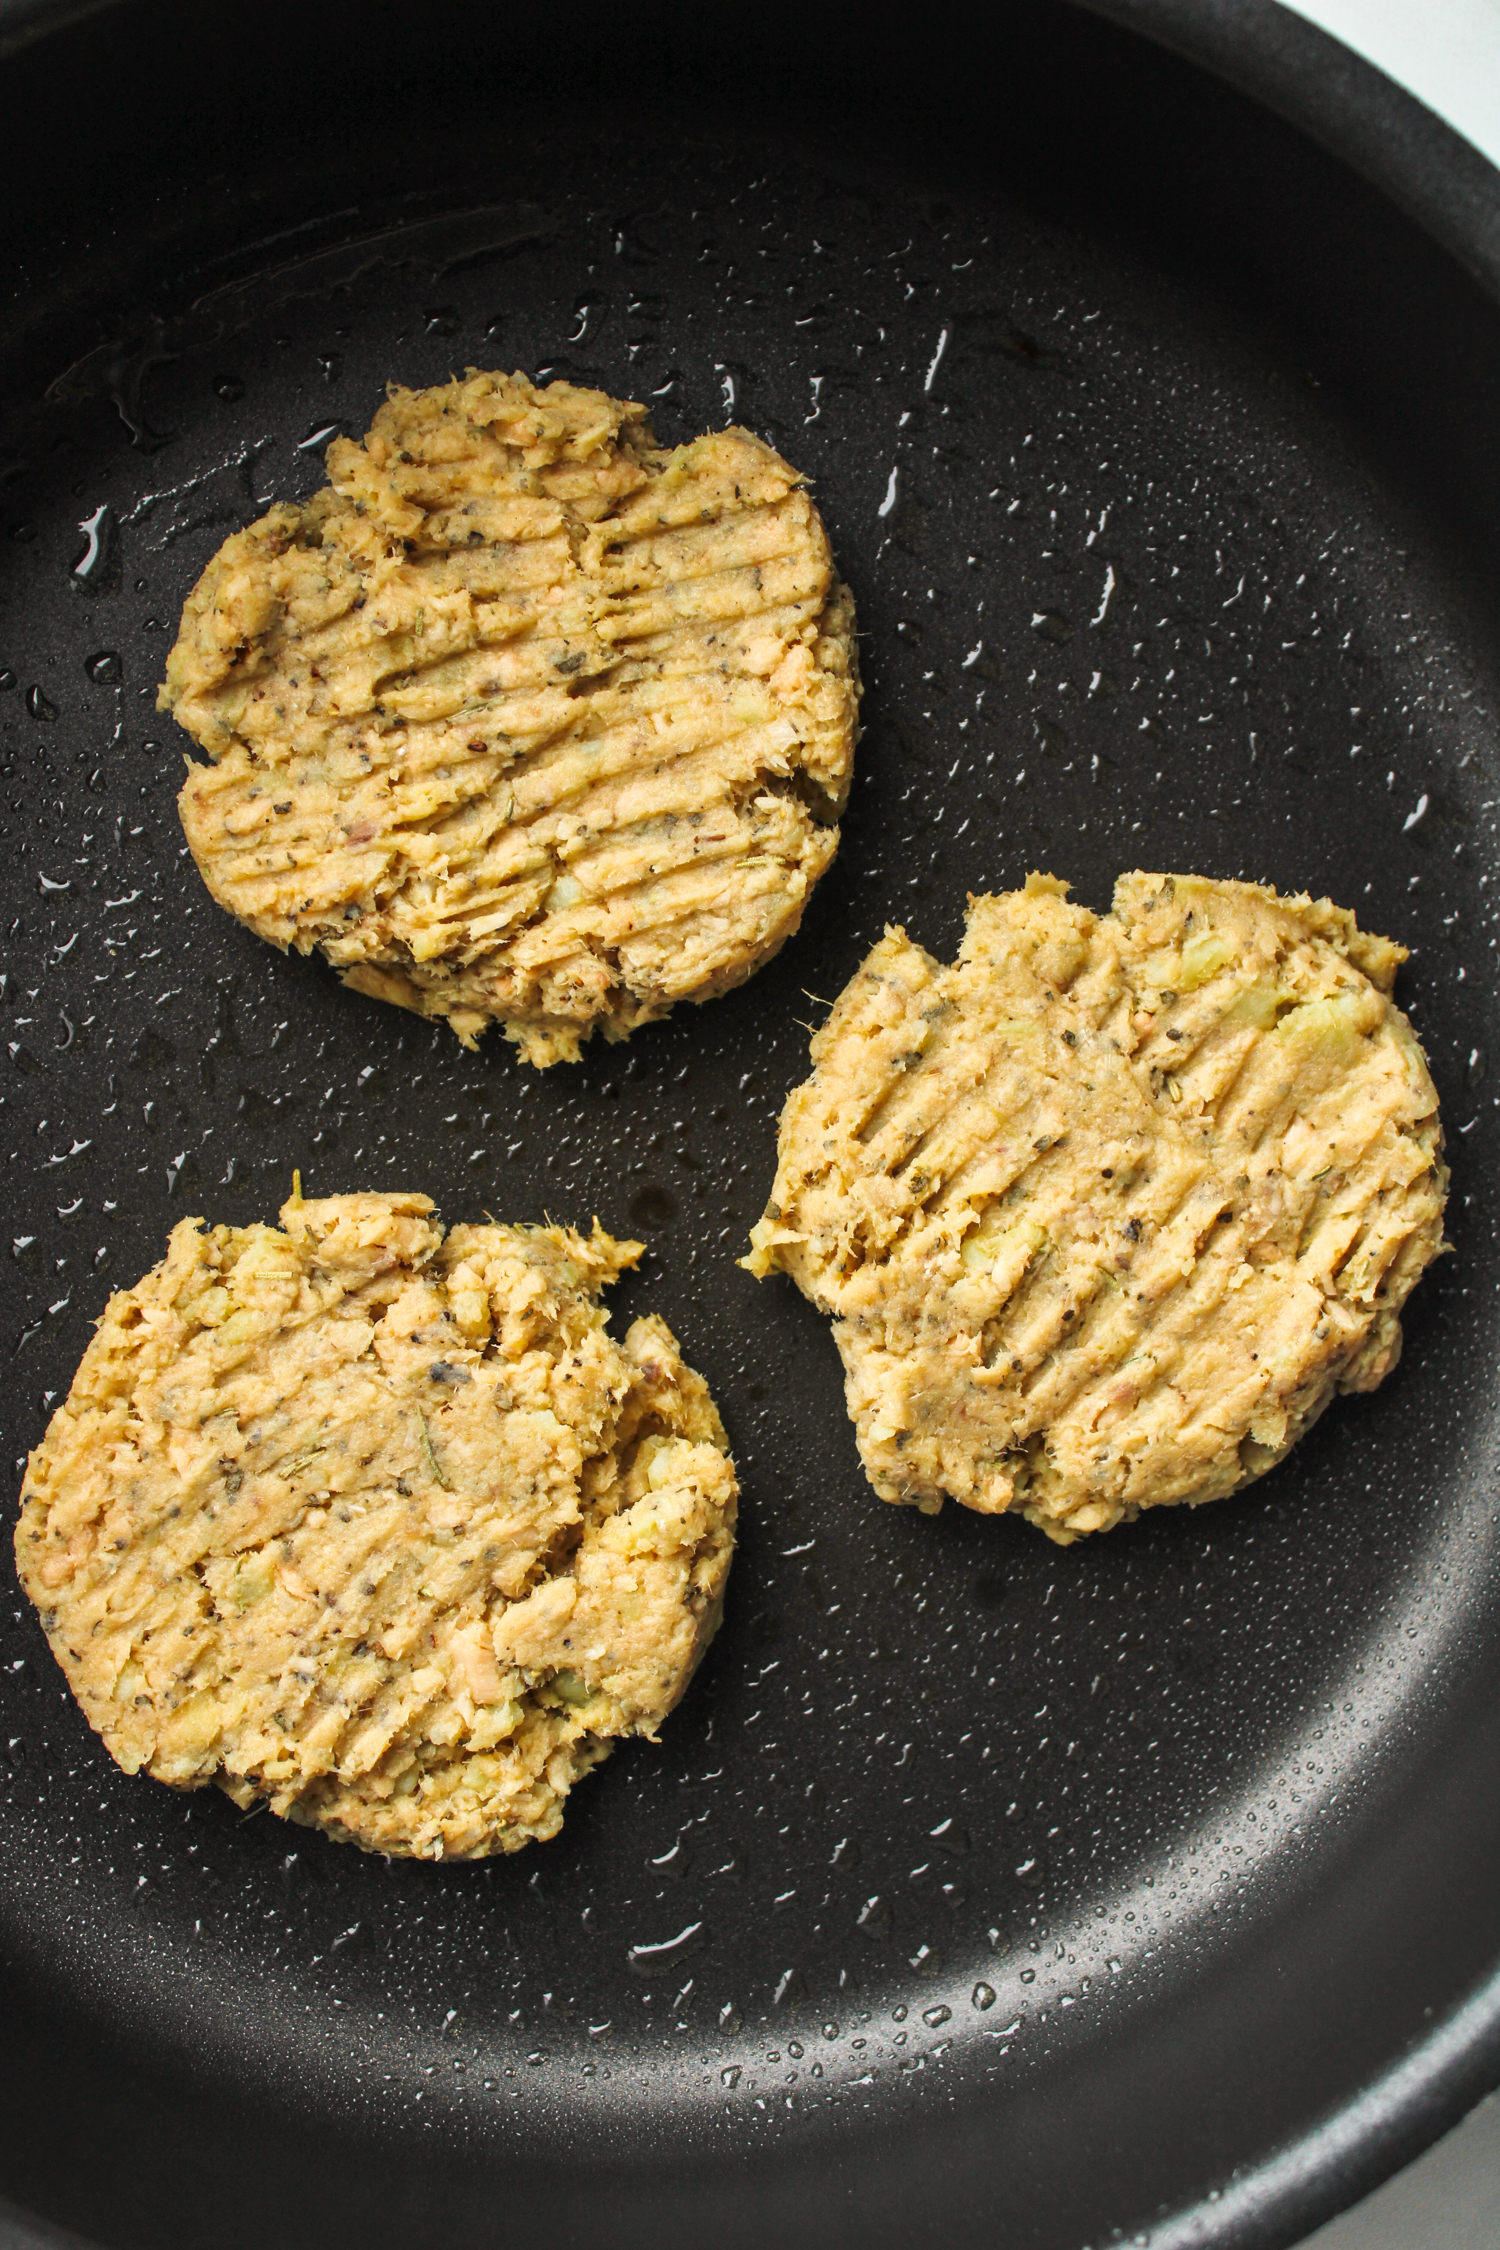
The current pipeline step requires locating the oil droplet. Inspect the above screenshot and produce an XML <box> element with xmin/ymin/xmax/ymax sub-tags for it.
<box><xmin>0</xmin><ymin>669</ymin><xmax>15</xmax><ymax>691</ymax></box>
<box><xmin>216</xmin><ymin>376</ymin><xmax>245</xmax><ymax>402</ymax></box>
<box><xmin>626</xmin><ymin>1920</ymin><xmax>703</xmax><ymax>1974</ymax></box>
<box><xmin>86</xmin><ymin>651</ymin><xmax>122</xmax><ymax>686</ymax></box>
<box><xmin>922</xmin><ymin>2004</ymin><xmax>952</xmax><ymax>2028</ymax></box>
<box><xmin>856</xmin><ymin>1894</ymin><xmax>892</xmax><ymax>1939</ymax></box>
<box><xmin>971</xmin><ymin>1983</ymin><xmax>997</xmax><ymax>2011</ymax></box>
<box><xmin>71</xmin><ymin>505</ymin><xmax>109</xmax><ymax>581</ymax></box>
<box><xmin>720</xmin><ymin>2065</ymin><xmax>741</xmax><ymax>2088</ymax></box>
<box><xmin>26</xmin><ymin>686</ymin><xmax>58</xmax><ymax>722</ymax></box>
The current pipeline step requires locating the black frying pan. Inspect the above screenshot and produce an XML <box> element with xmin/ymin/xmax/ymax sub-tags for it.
<box><xmin>3</xmin><ymin>4</ymin><xmax>1500</xmax><ymax>2245</ymax></box>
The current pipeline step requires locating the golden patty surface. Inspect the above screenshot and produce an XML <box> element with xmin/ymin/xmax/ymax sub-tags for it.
<box><xmin>160</xmin><ymin>371</ymin><xmax>860</xmax><ymax>1065</ymax></box>
<box><xmin>15</xmin><ymin>1192</ymin><xmax>736</xmax><ymax>1857</ymax></box>
<box><xmin>746</xmin><ymin>873</ymin><xmax>1447</xmax><ymax>1543</ymax></box>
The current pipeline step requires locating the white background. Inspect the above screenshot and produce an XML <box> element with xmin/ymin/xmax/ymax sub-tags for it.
<box><xmin>1289</xmin><ymin>0</ymin><xmax>1500</xmax><ymax>170</ymax></box>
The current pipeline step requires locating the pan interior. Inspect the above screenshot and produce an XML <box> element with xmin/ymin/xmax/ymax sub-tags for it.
<box><xmin>3</xmin><ymin>5</ymin><xmax>1500</xmax><ymax>2245</ymax></box>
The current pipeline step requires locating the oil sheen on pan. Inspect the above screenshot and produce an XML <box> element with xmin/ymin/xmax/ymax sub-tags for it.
<box><xmin>2</xmin><ymin>8</ymin><xmax>1499</xmax><ymax>2248</ymax></box>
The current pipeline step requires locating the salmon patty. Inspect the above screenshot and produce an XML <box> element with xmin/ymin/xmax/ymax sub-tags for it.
<box><xmin>15</xmin><ymin>1192</ymin><xmax>736</xmax><ymax>1856</ymax></box>
<box><xmin>746</xmin><ymin>872</ymin><xmax>1446</xmax><ymax>1542</ymax></box>
<box><xmin>160</xmin><ymin>372</ymin><xmax>860</xmax><ymax>1065</ymax></box>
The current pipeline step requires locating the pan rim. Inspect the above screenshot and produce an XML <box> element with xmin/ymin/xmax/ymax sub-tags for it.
<box><xmin>1080</xmin><ymin>0</ymin><xmax>1500</xmax><ymax>304</ymax></box>
<box><xmin>1066</xmin><ymin>12</ymin><xmax>1500</xmax><ymax>2233</ymax></box>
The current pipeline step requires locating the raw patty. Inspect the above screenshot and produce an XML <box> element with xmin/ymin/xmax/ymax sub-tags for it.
<box><xmin>745</xmin><ymin>872</ymin><xmax>1447</xmax><ymax>1543</ymax></box>
<box><xmin>160</xmin><ymin>371</ymin><xmax>860</xmax><ymax>1066</ymax></box>
<box><xmin>14</xmin><ymin>1192</ymin><xmax>737</xmax><ymax>1857</ymax></box>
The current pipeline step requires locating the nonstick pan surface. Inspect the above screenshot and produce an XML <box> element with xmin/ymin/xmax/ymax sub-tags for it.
<box><xmin>4</xmin><ymin>4</ymin><xmax>1500</xmax><ymax>2246</ymax></box>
